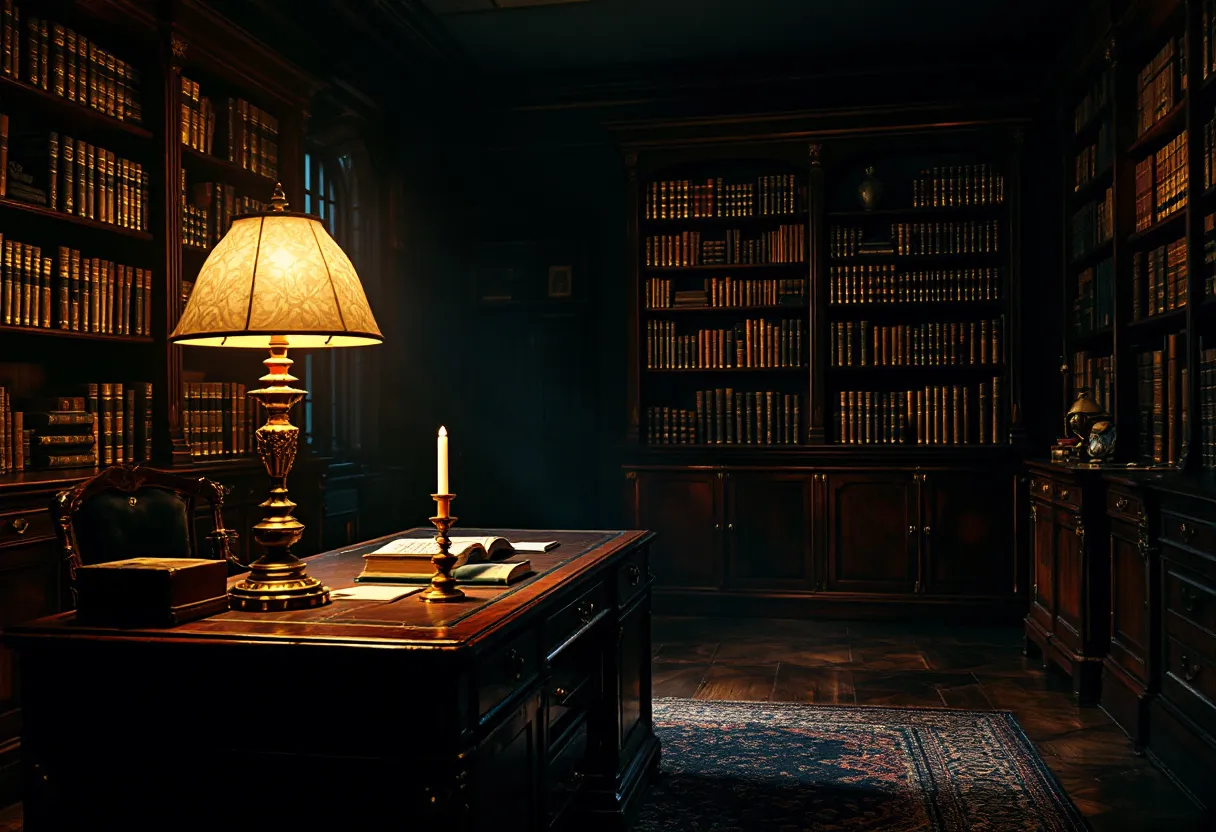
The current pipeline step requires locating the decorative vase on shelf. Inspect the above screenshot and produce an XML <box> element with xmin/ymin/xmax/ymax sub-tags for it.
<box><xmin>858</xmin><ymin>166</ymin><xmax>883</xmax><ymax>211</ymax></box>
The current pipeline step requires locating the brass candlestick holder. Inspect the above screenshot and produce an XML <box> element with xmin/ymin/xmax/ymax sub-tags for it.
<box><xmin>422</xmin><ymin>493</ymin><xmax>465</xmax><ymax>603</ymax></box>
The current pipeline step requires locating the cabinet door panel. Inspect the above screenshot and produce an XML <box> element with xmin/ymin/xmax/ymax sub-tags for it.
<box><xmin>923</xmin><ymin>472</ymin><xmax>1013</xmax><ymax>596</ymax></box>
<box><xmin>826</xmin><ymin>474</ymin><xmax>915</xmax><ymax>594</ymax></box>
<box><xmin>1029</xmin><ymin>501</ymin><xmax>1054</xmax><ymax>630</ymax></box>
<box><xmin>726</xmin><ymin>474</ymin><xmax>813</xmax><ymax>590</ymax></box>
<box><xmin>616</xmin><ymin>598</ymin><xmax>650</xmax><ymax>767</ymax></box>
<box><xmin>1053</xmin><ymin>507</ymin><xmax>1084</xmax><ymax>652</ymax></box>
<box><xmin>633</xmin><ymin>472</ymin><xmax>720</xmax><ymax>589</ymax></box>
<box><xmin>1109</xmin><ymin>521</ymin><xmax>1149</xmax><ymax>681</ymax></box>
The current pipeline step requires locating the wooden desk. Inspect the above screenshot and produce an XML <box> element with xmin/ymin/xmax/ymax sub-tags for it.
<box><xmin>4</xmin><ymin>528</ymin><xmax>659</xmax><ymax>832</ymax></box>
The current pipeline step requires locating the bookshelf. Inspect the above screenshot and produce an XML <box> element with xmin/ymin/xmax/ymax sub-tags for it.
<box><xmin>0</xmin><ymin>0</ymin><xmax>323</xmax><ymax>806</ymax></box>
<box><xmin>621</xmin><ymin>120</ymin><xmax>1024</xmax><ymax>619</ymax></box>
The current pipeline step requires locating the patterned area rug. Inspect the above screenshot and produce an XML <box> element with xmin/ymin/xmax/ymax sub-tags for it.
<box><xmin>638</xmin><ymin>698</ymin><xmax>1086</xmax><ymax>832</ymax></box>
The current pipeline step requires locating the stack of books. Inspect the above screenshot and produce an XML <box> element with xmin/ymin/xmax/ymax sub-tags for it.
<box><xmin>355</xmin><ymin>535</ymin><xmax>557</xmax><ymax>586</ymax></box>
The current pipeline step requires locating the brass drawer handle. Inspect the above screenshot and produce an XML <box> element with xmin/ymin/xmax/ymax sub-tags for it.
<box><xmin>11</xmin><ymin>517</ymin><xmax>28</xmax><ymax>535</ymax></box>
<box><xmin>922</xmin><ymin>525</ymin><xmax>931</xmax><ymax>536</ymax></box>
<box><xmin>1180</xmin><ymin>523</ymin><xmax>1195</xmax><ymax>543</ymax></box>
<box><xmin>908</xmin><ymin>525</ymin><xmax>917</xmax><ymax>535</ymax></box>
<box><xmin>552</xmin><ymin>686</ymin><xmax>569</xmax><ymax>704</ymax></box>
<box><xmin>577</xmin><ymin>599</ymin><xmax>595</xmax><ymax>624</ymax></box>
<box><xmin>626</xmin><ymin>563</ymin><xmax>642</xmax><ymax>586</ymax></box>
<box><xmin>1116</xmin><ymin>497</ymin><xmax>1129</xmax><ymax>511</ymax></box>
<box><xmin>1058</xmin><ymin>489</ymin><xmax>1070</xmax><ymax>501</ymax></box>
<box><xmin>1181</xmin><ymin>654</ymin><xmax>1203</xmax><ymax>684</ymax></box>
<box><xmin>505</xmin><ymin>648</ymin><xmax>525</xmax><ymax>681</ymax></box>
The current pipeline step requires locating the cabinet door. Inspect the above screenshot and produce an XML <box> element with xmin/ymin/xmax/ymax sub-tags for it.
<box><xmin>922</xmin><ymin>472</ymin><xmax>1014</xmax><ymax>597</ymax></box>
<box><xmin>473</xmin><ymin>691</ymin><xmax>542</xmax><ymax>832</ymax></box>
<box><xmin>825</xmin><ymin>473</ymin><xmax>916</xmax><ymax>594</ymax></box>
<box><xmin>631</xmin><ymin>472</ymin><xmax>721</xmax><ymax>590</ymax></box>
<box><xmin>615</xmin><ymin>597</ymin><xmax>652</xmax><ymax>769</ymax></box>
<box><xmin>1028</xmin><ymin>500</ymin><xmax>1055</xmax><ymax>630</ymax></box>
<box><xmin>1052</xmin><ymin>506</ymin><xmax>1085</xmax><ymax>654</ymax></box>
<box><xmin>725</xmin><ymin>473</ymin><xmax>813</xmax><ymax>590</ymax></box>
<box><xmin>1109</xmin><ymin>519</ymin><xmax>1150</xmax><ymax>682</ymax></box>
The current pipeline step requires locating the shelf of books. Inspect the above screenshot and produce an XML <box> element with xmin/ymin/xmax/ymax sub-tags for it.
<box><xmin>825</xmin><ymin>151</ymin><xmax>1013</xmax><ymax>447</ymax></box>
<box><xmin>640</xmin><ymin>163</ymin><xmax>810</xmax><ymax>446</ymax></box>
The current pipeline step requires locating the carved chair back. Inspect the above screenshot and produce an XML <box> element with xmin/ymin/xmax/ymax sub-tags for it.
<box><xmin>52</xmin><ymin>464</ymin><xmax>241</xmax><ymax>598</ymax></box>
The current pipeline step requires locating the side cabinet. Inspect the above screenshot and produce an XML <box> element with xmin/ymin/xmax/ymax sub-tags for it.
<box><xmin>627</xmin><ymin>471</ymin><xmax>721</xmax><ymax>590</ymax></box>
<box><xmin>1100</xmin><ymin>482</ymin><xmax>1155</xmax><ymax>749</ymax></box>
<box><xmin>1023</xmin><ymin>463</ymin><xmax>1108</xmax><ymax>704</ymax></box>
<box><xmin>725</xmin><ymin>473</ymin><xmax>814</xmax><ymax>591</ymax></box>
<box><xmin>921</xmin><ymin>471</ymin><xmax>1016</xmax><ymax>597</ymax></box>
<box><xmin>824</xmin><ymin>472</ymin><xmax>917</xmax><ymax>594</ymax></box>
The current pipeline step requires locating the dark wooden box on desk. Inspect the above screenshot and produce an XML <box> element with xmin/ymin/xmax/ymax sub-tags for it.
<box><xmin>4</xmin><ymin>528</ymin><xmax>659</xmax><ymax>832</ymax></box>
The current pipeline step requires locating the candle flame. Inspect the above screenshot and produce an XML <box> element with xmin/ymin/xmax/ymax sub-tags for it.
<box><xmin>439</xmin><ymin>426</ymin><xmax>448</xmax><ymax>437</ymax></box>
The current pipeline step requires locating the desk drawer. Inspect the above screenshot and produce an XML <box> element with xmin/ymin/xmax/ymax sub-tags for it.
<box><xmin>1165</xmin><ymin>565</ymin><xmax>1216</xmax><ymax>639</ymax></box>
<box><xmin>0</xmin><ymin>508</ymin><xmax>53</xmax><ymax>547</ymax></box>
<box><xmin>547</xmin><ymin>714</ymin><xmax>589</xmax><ymax>825</ymax></box>
<box><xmin>616</xmin><ymin>544</ymin><xmax>649</xmax><ymax>608</ymax></box>
<box><xmin>1029</xmin><ymin>476</ymin><xmax>1080</xmax><ymax>509</ymax></box>
<box><xmin>1162</xmin><ymin>512</ymin><xmax>1216</xmax><ymax>561</ymax></box>
<box><xmin>1107</xmin><ymin>489</ymin><xmax>1142</xmax><ymax>525</ymax></box>
<box><xmin>1163</xmin><ymin>635</ymin><xmax>1216</xmax><ymax>736</ymax></box>
<box><xmin>478</xmin><ymin>629</ymin><xmax>539</xmax><ymax>719</ymax></box>
<box><xmin>545</xmin><ymin>581</ymin><xmax>608</xmax><ymax>658</ymax></box>
<box><xmin>548</xmin><ymin>654</ymin><xmax>594</xmax><ymax>746</ymax></box>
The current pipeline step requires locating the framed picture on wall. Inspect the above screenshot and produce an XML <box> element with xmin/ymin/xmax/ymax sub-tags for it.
<box><xmin>547</xmin><ymin>265</ymin><xmax>573</xmax><ymax>298</ymax></box>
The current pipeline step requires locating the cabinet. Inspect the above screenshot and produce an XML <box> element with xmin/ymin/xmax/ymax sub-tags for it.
<box><xmin>1101</xmin><ymin>483</ymin><xmax>1154</xmax><ymax>749</ymax></box>
<box><xmin>1023</xmin><ymin>462</ymin><xmax>1108</xmax><ymax>704</ymax></box>
<box><xmin>626</xmin><ymin>464</ymin><xmax>1019</xmax><ymax>617</ymax></box>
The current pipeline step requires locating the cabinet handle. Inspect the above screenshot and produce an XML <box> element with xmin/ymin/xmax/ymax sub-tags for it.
<box><xmin>908</xmin><ymin>525</ymin><xmax>917</xmax><ymax>535</ymax></box>
<box><xmin>577</xmin><ymin>599</ymin><xmax>595</xmax><ymax>624</ymax></box>
<box><xmin>505</xmin><ymin>648</ymin><xmax>525</xmax><ymax>681</ymax></box>
<box><xmin>1180</xmin><ymin>586</ymin><xmax>1202</xmax><ymax>616</ymax></box>
<box><xmin>552</xmin><ymin>687</ymin><xmax>570</xmax><ymax>705</ymax></box>
<box><xmin>714</xmin><ymin>523</ymin><xmax>721</xmax><ymax>530</ymax></box>
<box><xmin>1058</xmin><ymin>489</ymin><xmax>1070</xmax><ymax>501</ymax></box>
<box><xmin>626</xmin><ymin>563</ymin><xmax>642</xmax><ymax>586</ymax></box>
<box><xmin>1180</xmin><ymin>654</ymin><xmax>1203</xmax><ymax>684</ymax></box>
<box><xmin>1116</xmin><ymin>497</ymin><xmax>1129</xmax><ymax>511</ymax></box>
<box><xmin>922</xmin><ymin>525</ymin><xmax>931</xmax><ymax>536</ymax></box>
<box><xmin>727</xmin><ymin>523</ymin><xmax>734</xmax><ymax>531</ymax></box>
<box><xmin>1179</xmin><ymin>523</ymin><xmax>1195</xmax><ymax>543</ymax></box>
<box><xmin>1041</xmin><ymin>483</ymin><xmax>1051</xmax><ymax>494</ymax></box>
<box><xmin>11</xmin><ymin>517</ymin><xmax>28</xmax><ymax>535</ymax></box>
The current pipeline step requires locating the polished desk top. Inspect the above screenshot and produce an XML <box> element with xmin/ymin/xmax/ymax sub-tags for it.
<box><xmin>5</xmin><ymin>528</ymin><xmax>651</xmax><ymax>650</ymax></box>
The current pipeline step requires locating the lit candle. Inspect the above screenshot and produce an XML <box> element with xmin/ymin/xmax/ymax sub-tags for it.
<box><xmin>437</xmin><ymin>426</ymin><xmax>449</xmax><ymax>494</ymax></box>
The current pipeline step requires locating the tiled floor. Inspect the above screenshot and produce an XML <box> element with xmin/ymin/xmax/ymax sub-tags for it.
<box><xmin>0</xmin><ymin>617</ymin><xmax>1207</xmax><ymax>829</ymax></box>
<box><xmin>653</xmin><ymin>615</ymin><xmax>1209</xmax><ymax>831</ymax></box>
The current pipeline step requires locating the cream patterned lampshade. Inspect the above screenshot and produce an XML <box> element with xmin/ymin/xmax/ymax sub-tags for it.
<box><xmin>170</xmin><ymin>196</ymin><xmax>382</xmax><ymax>348</ymax></box>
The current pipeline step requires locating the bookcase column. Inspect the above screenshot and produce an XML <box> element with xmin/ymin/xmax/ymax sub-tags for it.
<box><xmin>155</xmin><ymin>28</ymin><xmax>191</xmax><ymax>465</ymax></box>
<box><xmin>624</xmin><ymin>151</ymin><xmax>641</xmax><ymax>445</ymax></box>
<box><xmin>806</xmin><ymin>143</ymin><xmax>826</xmax><ymax>444</ymax></box>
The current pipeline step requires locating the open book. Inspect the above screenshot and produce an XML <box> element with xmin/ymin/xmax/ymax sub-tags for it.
<box><xmin>359</xmin><ymin>536</ymin><xmax>557</xmax><ymax>578</ymax></box>
<box><xmin>356</xmin><ymin>560</ymin><xmax>535</xmax><ymax>586</ymax></box>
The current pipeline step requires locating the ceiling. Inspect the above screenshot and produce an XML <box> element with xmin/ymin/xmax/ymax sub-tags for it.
<box><xmin>417</xmin><ymin>0</ymin><xmax>1063</xmax><ymax>75</ymax></box>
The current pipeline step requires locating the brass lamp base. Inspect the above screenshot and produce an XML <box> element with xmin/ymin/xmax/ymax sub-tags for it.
<box><xmin>230</xmin><ymin>336</ymin><xmax>331</xmax><ymax>613</ymax></box>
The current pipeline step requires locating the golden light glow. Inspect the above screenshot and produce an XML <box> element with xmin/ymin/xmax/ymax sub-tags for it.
<box><xmin>169</xmin><ymin>213</ymin><xmax>382</xmax><ymax>348</ymax></box>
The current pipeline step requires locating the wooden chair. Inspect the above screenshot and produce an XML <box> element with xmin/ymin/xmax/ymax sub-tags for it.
<box><xmin>52</xmin><ymin>464</ymin><xmax>242</xmax><ymax>600</ymax></box>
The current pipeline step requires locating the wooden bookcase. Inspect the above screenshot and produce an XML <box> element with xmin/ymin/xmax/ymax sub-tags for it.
<box><xmin>0</xmin><ymin>0</ymin><xmax>322</xmax><ymax>807</ymax></box>
<box><xmin>620</xmin><ymin>116</ymin><xmax>1026</xmax><ymax>619</ymax></box>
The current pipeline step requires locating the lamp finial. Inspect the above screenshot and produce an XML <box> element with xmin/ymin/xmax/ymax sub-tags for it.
<box><xmin>269</xmin><ymin>183</ymin><xmax>289</xmax><ymax>212</ymax></box>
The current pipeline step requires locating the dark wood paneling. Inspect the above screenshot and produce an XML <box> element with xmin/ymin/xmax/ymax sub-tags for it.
<box><xmin>1029</xmin><ymin>499</ymin><xmax>1055</xmax><ymax>629</ymax></box>
<box><xmin>725</xmin><ymin>473</ymin><xmax>813</xmax><ymax>590</ymax></box>
<box><xmin>1108</xmin><ymin>517</ymin><xmax>1149</xmax><ymax>682</ymax></box>
<box><xmin>922</xmin><ymin>472</ymin><xmax>1014</xmax><ymax>596</ymax></box>
<box><xmin>1052</xmin><ymin>505</ymin><xmax>1085</xmax><ymax>654</ymax></box>
<box><xmin>633</xmin><ymin>472</ymin><xmax>720</xmax><ymax>590</ymax></box>
<box><xmin>825</xmin><ymin>473</ymin><xmax>915</xmax><ymax>594</ymax></box>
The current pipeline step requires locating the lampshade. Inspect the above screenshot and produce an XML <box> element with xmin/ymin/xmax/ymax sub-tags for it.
<box><xmin>170</xmin><ymin>203</ymin><xmax>382</xmax><ymax>348</ymax></box>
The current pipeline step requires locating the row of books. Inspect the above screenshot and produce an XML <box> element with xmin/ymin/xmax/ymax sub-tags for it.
<box><xmin>1202</xmin><ymin>116</ymin><xmax>1216</xmax><ymax>191</ymax></box>
<box><xmin>0</xmin><ymin>119</ymin><xmax>148</xmax><ymax>231</ymax></box>
<box><xmin>1070</xmin><ymin>186</ymin><xmax>1114</xmax><ymax>259</ymax></box>
<box><xmin>1136</xmin><ymin>35</ymin><xmax>1185</xmax><ymax>138</ymax></box>
<box><xmin>911</xmin><ymin>165</ymin><xmax>1004</xmax><ymax>208</ymax></box>
<box><xmin>644</xmin><ymin>226</ymin><xmax>805</xmax><ymax>267</ymax></box>
<box><xmin>1203</xmin><ymin>0</ymin><xmax>1216</xmax><ymax>83</ymax></box>
<box><xmin>643</xmin><ymin>277</ymin><xmax>806</xmax><ymax>309</ymax></box>
<box><xmin>1074</xmin><ymin>123</ymin><xmax>1112</xmax><ymax>192</ymax></box>
<box><xmin>1138</xmin><ymin>333</ymin><xmax>1188</xmax><ymax>466</ymax></box>
<box><xmin>830</xmin><ymin>226</ymin><xmax>864</xmax><ymax>259</ymax></box>
<box><xmin>829</xmin><ymin>319</ymin><xmax>1003</xmax><ymax>368</ymax></box>
<box><xmin>181</xmin><ymin>173</ymin><xmax>265</xmax><ymax>251</ymax></box>
<box><xmin>829</xmin><ymin>265</ymin><xmax>1001</xmax><ymax>304</ymax></box>
<box><xmin>1131</xmin><ymin>237</ymin><xmax>1188</xmax><ymax>321</ymax></box>
<box><xmin>228</xmin><ymin>97</ymin><xmax>280</xmax><ymax>182</ymax></box>
<box><xmin>1134</xmin><ymin>130</ymin><xmax>1188</xmax><ymax>231</ymax></box>
<box><xmin>835</xmin><ymin>380</ymin><xmax>1004</xmax><ymax>445</ymax></box>
<box><xmin>644</xmin><ymin>175</ymin><xmax>803</xmax><ymax>220</ymax></box>
<box><xmin>1073</xmin><ymin>258</ymin><xmax>1113</xmax><ymax>336</ymax></box>
<box><xmin>0</xmin><ymin>383</ymin><xmax>152</xmax><ymax>471</ymax></box>
<box><xmin>1</xmin><ymin>6</ymin><xmax>143</xmax><ymax>124</ymax></box>
<box><xmin>2</xmin><ymin>235</ymin><xmax>151</xmax><ymax>335</ymax></box>
<box><xmin>645</xmin><ymin>390</ymin><xmax>803</xmax><ymax>445</ymax></box>
<box><xmin>183</xmin><ymin>381</ymin><xmax>254</xmax><ymax>459</ymax></box>
<box><xmin>646</xmin><ymin>319</ymin><xmax>805</xmax><ymax>370</ymax></box>
<box><xmin>1206</xmin><ymin>214</ymin><xmax>1216</xmax><ymax>300</ymax></box>
<box><xmin>1074</xmin><ymin>66</ymin><xmax>1112</xmax><ymax>135</ymax></box>
<box><xmin>892</xmin><ymin>220</ymin><xmax>1000</xmax><ymax>256</ymax></box>
<box><xmin>1199</xmin><ymin>340</ymin><xmax>1216</xmax><ymax>469</ymax></box>
<box><xmin>1071</xmin><ymin>350</ymin><xmax>1112</xmax><ymax>415</ymax></box>
<box><xmin>180</xmin><ymin>77</ymin><xmax>214</xmax><ymax>154</ymax></box>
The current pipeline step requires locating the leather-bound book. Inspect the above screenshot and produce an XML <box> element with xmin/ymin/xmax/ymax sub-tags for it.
<box><xmin>76</xmin><ymin>558</ymin><xmax>228</xmax><ymax>628</ymax></box>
